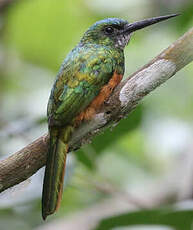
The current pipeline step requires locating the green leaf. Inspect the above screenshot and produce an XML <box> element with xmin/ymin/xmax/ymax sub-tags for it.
<box><xmin>91</xmin><ymin>106</ymin><xmax>143</xmax><ymax>154</ymax></box>
<box><xmin>94</xmin><ymin>208</ymin><xmax>193</xmax><ymax>230</ymax></box>
<box><xmin>75</xmin><ymin>106</ymin><xmax>143</xmax><ymax>169</ymax></box>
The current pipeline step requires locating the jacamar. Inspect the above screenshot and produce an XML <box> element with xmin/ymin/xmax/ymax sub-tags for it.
<box><xmin>42</xmin><ymin>14</ymin><xmax>178</xmax><ymax>219</ymax></box>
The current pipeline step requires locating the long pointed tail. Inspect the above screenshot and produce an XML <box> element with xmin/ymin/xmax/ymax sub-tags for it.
<box><xmin>42</xmin><ymin>127</ymin><xmax>68</xmax><ymax>220</ymax></box>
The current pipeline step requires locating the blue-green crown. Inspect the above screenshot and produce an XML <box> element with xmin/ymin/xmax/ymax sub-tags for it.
<box><xmin>89</xmin><ymin>18</ymin><xmax>128</xmax><ymax>30</ymax></box>
<box><xmin>80</xmin><ymin>18</ymin><xmax>129</xmax><ymax>47</ymax></box>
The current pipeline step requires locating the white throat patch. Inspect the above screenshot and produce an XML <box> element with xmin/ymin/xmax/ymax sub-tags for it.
<box><xmin>115</xmin><ymin>34</ymin><xmax>131</xmax><ymax>49</ymax></box>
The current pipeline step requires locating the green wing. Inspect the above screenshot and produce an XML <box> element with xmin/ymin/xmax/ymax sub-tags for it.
<box><xmin>48</xmin><ymin>46</ymin><xmax>115</xmax><ymax>126</ymax></box>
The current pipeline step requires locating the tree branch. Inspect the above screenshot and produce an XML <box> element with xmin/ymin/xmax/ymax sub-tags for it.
<box><xmin>0</xmin><ymin>28</ymin><xmax>193</xmax><ymax>193</ymax></box>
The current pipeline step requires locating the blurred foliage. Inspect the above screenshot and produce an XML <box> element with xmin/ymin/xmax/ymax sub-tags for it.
<box><xmin>4</xmin><ymin>0</ymin><xmax>100</xmax><ymax>71</ymax></box>
<box><xmin>0</xmin><ymin>0</ymin><xmax>193</xmax><ymax>229</ymax></box>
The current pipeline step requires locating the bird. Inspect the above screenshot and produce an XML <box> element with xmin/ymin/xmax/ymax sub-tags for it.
<box><xmin>42</xmin><ymin>14</ymin><xmax>178</xmax><ymax>220</ymax></box>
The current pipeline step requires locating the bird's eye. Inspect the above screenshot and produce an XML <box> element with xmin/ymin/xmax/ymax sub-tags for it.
<box><xmin>104</xmin><ymin>26</ymin><xmax>114</xmax><ymax>35</ymax></box>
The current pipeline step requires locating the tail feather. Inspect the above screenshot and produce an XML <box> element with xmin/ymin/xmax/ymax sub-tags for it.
<box><xmin>42</xmin><ymin>127</ymin><xmax>68</xmax><ymax>220</ymax></box>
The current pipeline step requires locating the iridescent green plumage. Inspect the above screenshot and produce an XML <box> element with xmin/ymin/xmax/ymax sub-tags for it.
<box><xmin>42</xmin><ymin>15</ymin><xmax>178</xmax><ymax>220</ymax></box>
<box><xmin>48</xmin><ymin>44</ymin><xmax>124</xmax><ymax>124</ymax></box>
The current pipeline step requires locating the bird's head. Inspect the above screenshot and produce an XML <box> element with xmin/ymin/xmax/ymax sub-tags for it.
<box><xmin>80</xmin><ymin>14</ymin><xmax>178</xmax><ymax>49</ymax></box>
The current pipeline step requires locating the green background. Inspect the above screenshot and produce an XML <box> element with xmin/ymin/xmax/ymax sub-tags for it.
<box><xmin>0</xmin><ymin>0</ymin><xmax>193</xmax><ymax>229</ymax></box>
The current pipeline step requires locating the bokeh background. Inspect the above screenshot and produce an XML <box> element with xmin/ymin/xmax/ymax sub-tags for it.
<box><xmin>0</xmin><ymin>0</ymin><xmax>193</xmax><ymax>230</ymax></box>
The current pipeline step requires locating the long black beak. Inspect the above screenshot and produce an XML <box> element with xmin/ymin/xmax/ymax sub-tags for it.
<box><xmin>124</xmin><ymin>14</ymin><xmax>179</xmax><ymax>34</ymax></box>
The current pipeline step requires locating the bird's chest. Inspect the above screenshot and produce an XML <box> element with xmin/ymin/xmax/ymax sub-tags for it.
<box><xmin>75</xmin><ymin>71</ymin><xmax>123</xmax><ymax>125</ymax></box>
